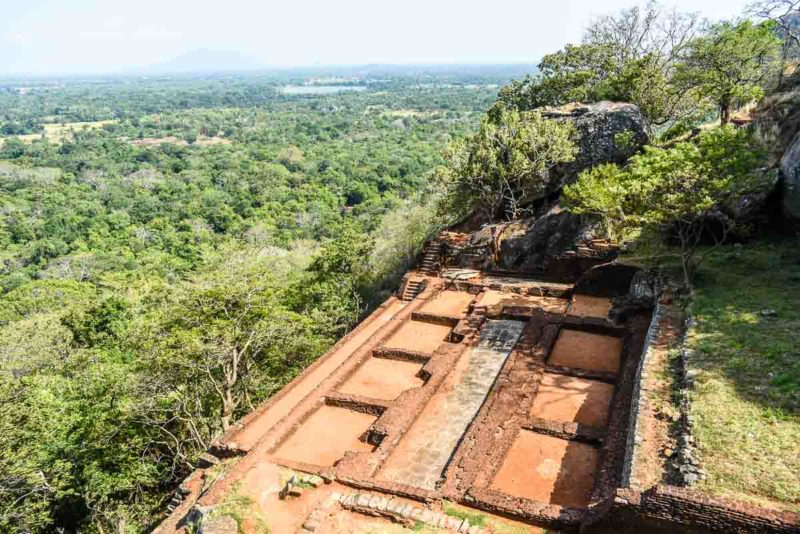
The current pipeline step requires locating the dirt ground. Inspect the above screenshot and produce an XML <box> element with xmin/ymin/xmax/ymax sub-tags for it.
<box><xmin>226</xmin><ymin>299</ymin><xmax>407</xmax><ymax>451</ymax></box>
<box><xmin>529</xmin><ymin>373</ymin><xmax>615</xmax><ymax>428</ymax></box>
<box><xmin>316</xmin><ymin>509</ymin><xmax>440</xmax><ymax>533</ymax></box>
<box><xmin>236</xmin><ymin>462</ymin><xmax>344</xmax><ymax>534</ymax></box>
<box><xmin>383</xmin><ymin>320</ymin><xmax>453</xmax><ymax>354</ymax></box>
<box><xmin>419</xmin><ymin>290</ymin><xmax>475</xmax><ymax>317</ymax></box>
<box><xmin>548</xmin><ymin>329</ymin><xmax>623</xmax><ymax>374</ymax></box>
<box><xmin>491</xmin><ymin>431</ymin><xmax>599</xmax><ymax>508</ymax></box>
<box><xmin>337</xmin><ymin>357</ymin><xmax>425</xmax><ymax>400</ymax></box>
<box><xmin>568</xmin><ymin>295</ymin><xmax>613</xmax><ymax>319</ymax></box>
<box><xmin>273</xmin><ymin>405</ymin><xmax>376</xmax><ymax>466</ymax></box>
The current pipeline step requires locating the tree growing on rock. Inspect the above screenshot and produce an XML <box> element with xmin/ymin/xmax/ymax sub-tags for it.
<box><xmin>496</xmin><ymin>1</ymin><xmax>703</xmax><ymax>128</ymax></box>
<box><xmin>563</xmin><ymin>126</ymin><xmax>769</xmax><ymax>287</ymax></box>
<box><xmin>748</xmin><ymin>0</ymin><xmax>800</xmax><ymax>85</ymax></box>
<box><xmin>674</xmin><ymin>20</ymin><xmax>782</xmax><ymax>124</ymax></box>
<box><xmin>436</xmin><ymin>107</ymin><xmax>576</xmax><ymax>222</ymax></box>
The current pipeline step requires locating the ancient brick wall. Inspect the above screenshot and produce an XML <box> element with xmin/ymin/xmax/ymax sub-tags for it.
<box><xmin>595</xmin><ymin>486</ymin><xmax>800</xmax><ymax>533</ymax></box>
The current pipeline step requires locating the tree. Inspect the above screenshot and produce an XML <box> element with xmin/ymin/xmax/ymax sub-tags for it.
<box><xmin>748</xmin><ymin>1</ymin><xmax>800</xmax><ymax>84</ymax></box>
<box><xmin>495</xmin><ymin>1</ymin><xmax>703</xmax><ymax>127</ymax></box>
<box><xmin>137</xmin><ymin>247</ymin><xmax>325</xmax><ymax>433</ymax></box>
<box><xmin>563</xmin><ymin>126</ymin><xmax>769</xmax><ymax>287</ymax></box>
<box><xmin>496</xmin><ymin>44</ymin><xmax>619</xmax><ymax>112</ymax></box>
<box><xmin>437</xmin><ymin>108</ymin><xmax>576</xmax><ymax>222</ymax></box>
<box><xmin>674</xmin><ymin>20</ymin><xmax>782</xmax><ymax>124</ymax></box>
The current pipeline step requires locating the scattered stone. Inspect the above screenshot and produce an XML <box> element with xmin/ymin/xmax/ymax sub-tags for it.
<box><xmin>196</xmin><ymin>452</ymin><xmax>220</xmax><ymax>468</ymax></box>
<box><xmin>663</xmin><ymin>448</ymin><xmax>674</xmax><ymax>458</ymax></box>
<box><xmin>376</xmin><ymin>496</ymin><xmax>389</xmax><ymax>512</ymax></box>
<box><xmin>279</xmin><ymin>475</ymin><xmax>296</xmax><ymax>500</ymax></box>
<box><xmin>387</xmin><ymin>499</ymin><xmax>402</xmax><ymax>514</ymax></box>
<box><xmin>198</xmin><ymin>516</ymin><xmax>237</xmax><ymax>534</ymax></box>
<box><xmin>448</xmin><ymin>516</ymin><xmax>463</xmax><ymax>530</ymax></box>
<box><xmin>301</xmin><ymin>518</ymin><xmax>321</xmax><ymax>532</ymax></box>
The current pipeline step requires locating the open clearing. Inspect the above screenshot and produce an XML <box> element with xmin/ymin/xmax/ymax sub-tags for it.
<box><xmin>687</xmin><ymin>239</ymin><xmax>800</xmax><ymax>511</ymax></box>
<box><xmin>382</xmin><ymin>320</ymin><xmax>453</xmax><ymax>354</ymax></box>
<box><xmin>1</xmin><ymin>120</ymin><xmax>116</xmax><ymax>144</ymax></box>
<box><xmin>530</xmin><ymin>373</ymin><xmax>615</xmax><ymax>428</ymax></box>
<box><xmin>568</xmin><ymin>294</ymin><xmax>613</xmax><ymax>319</ymax></box>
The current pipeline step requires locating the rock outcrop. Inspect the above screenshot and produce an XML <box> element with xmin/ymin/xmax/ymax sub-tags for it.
<box><xmin>453</xmin><ymin>204</ymin><xmax>618</xmax><ymax>279</ymax></box>
<box><xmin>451</xmin><ymin>101</ymin><xmax>647</xmax><ymax>276</ymax></box>
<box><xmin>780</xmin><ymin>131</ymin><xmax>800</xmax><ymax>225</ymax></box>
<box><xmin>539</xmin><ymin>101</ymin><xmax>649</xmax><ymax>198</ymax></box>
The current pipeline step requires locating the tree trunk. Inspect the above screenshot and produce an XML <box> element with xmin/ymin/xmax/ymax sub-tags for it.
<box><xmin>221</xmin><ymin>398</ymin><xmax>233</xmax><ymax>432</ymax></box>
<box><xmin>720</xmin><ymin>100</ymin><xmax>731</xmax><ymax>125</ymax></box>
<box><xmin>220</xmin><ymin>384</ymin><xmax>235</xmax><ymax>432</ymax></box>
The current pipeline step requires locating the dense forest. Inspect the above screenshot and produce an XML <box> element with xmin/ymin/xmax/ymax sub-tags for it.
<box><xmin>0</xmin><ymin>67</ymin><xmax>533</xmax><ymax>532</ymax></box>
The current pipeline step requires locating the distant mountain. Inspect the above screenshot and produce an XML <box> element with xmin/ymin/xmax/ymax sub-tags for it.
<box><xmin>135</xmin><ymin>49</ymin><xmax>268</xmax><ymax>74</ymax></box>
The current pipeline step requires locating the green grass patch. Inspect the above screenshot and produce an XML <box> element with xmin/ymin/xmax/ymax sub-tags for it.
<box><xmin>207</xmin><ymin>482</ymin><xmax>270</xmax><ymax>533</ymax></box>
<box><xmin>686</xmin><ymin>237</ymin><xmax>800</xmax><ymax>510</ymax></box>
<box><xmin>441</xmin><ymin>501</ymin><xmax>531</xmax><ymax>533</ymax></box>
<box><xmin>442</xmin><ymin>501</ymin><xmax>487</xmax><ymax>527</ymax></box>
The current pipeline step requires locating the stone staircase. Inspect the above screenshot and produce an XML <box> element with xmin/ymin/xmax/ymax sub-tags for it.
<box><xmin>419</xmin><ymin>240</ymin><xmax>443</xmax><ymax>275</ymax></box>
<box><xmin>401</xmin><ymin>278</ymin><xmax>426</xmax><ymax>301</ymax></box>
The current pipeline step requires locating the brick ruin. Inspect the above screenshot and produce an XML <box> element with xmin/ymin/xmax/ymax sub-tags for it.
<box><xmin>156</xmin><ymin>233</ymin><xmax>800</xmax><ymax>534</ymax></box>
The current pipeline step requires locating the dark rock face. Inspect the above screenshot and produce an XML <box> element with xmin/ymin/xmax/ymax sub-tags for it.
<box><xmin>540</xmin><ymin>101</ymin><xmax>649</xmax><ymax>198</ymax></box>
<box><xmin>493</xmin><ymin>206</ymin><xmax>594</xmax><ymax>272</ymax></box>
<box><xmin>723</xmin><ymin>171</ymin><xmax>778</xmax><ymax>225</ymax></box>
<box><xmin>450</xmin><ymin>101</ymin><xmax>647</xmax><ymax>279</ymax></box>
<box><xmin>454</xmin><ymin>204</ymin><xmax>618</xmax><ymax>279</ymax></box>
<box><xmin>780</xmin><ymin>131</ymin><xmax>800</xmax><ymax>225</ymax></box>
<box><xmin>574</xmin><ymin>262</ymin><xmax>641</xmax><ymax>298</ymax></box>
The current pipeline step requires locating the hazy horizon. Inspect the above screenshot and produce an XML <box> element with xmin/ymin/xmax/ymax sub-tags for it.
<box><xmin>3</xmin><ymin>0</ymin><xmax>752</xmax><ymax>76</ymax></box>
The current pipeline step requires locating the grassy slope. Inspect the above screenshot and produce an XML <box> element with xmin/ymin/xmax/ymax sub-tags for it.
<box><xmin>687</xmin><ymin>237</ymin><xmax>800</xmax><ymax>511</ymax></box>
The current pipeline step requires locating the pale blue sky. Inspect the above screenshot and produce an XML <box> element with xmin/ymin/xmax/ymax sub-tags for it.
<box><xmin>1</xmin><ymin>0</ymin><xmax>753</xmax><ymax>75</ymax></box>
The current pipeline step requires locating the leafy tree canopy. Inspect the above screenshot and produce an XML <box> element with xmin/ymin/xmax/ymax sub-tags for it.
<box><xmin>436</xmin><ymin>107</ymin><xmax>577</xmax><ymax>222</ymax></box>
<box><xmin>563</xmin><ymin>126</ymin><xmax>770</xmax><ymax>285</ymax></box>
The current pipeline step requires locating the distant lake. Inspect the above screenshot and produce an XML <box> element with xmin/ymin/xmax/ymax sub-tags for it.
<box><xmin>281</xmin><ymin>85</ymin><xmax>367</xmax><ymax>95</ymax></box>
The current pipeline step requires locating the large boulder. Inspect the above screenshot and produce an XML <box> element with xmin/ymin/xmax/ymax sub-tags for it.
<box><xmin>780</xmin><ymin>130</ymin><xmax>800</xmax><ymax>226</ymax></box>
<box><xmin>540</xmin><ymin>101</ymin><xmax>649</xmax><ymax>197</ymax></box>
<box><xmin>448</xmin><ymin>101</ymin><xmax>647</xmax><ymax>279</ymax></box>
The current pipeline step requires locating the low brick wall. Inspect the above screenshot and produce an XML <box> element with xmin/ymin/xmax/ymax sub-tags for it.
<box><xmin>600</xmin><ymin>486</ymin><xmax>800</xmax><ymax>534</ymax></box>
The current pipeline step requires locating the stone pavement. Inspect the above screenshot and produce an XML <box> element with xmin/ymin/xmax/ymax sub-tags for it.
<box><xmin>379</xmin><ymin>320</ymin><xmax>525</xmax><ymax>490</ymax></box>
